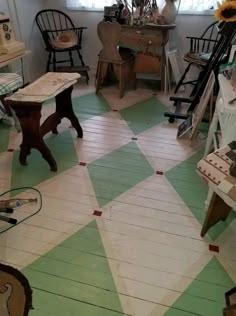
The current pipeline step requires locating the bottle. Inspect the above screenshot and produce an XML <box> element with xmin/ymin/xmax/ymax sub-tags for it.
<box><xmin>0</xmin><ymin>198</ymin><xmax>37</xmax><ymax>209</ymax></box>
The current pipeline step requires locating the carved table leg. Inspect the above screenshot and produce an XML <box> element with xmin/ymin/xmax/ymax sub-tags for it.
<box><xmin>12</xmin><ymin>105</ymin><xmax>58</xmax><ymax>172</ymax></box>
<box><xmin>40</xmin><ymin>86</ymin><xmax>83</xmax><ymax>138</ymax></box>
<box><xmin>201</xmin><ymin>192</ymin><xmax>232</xmax><ymax>237</ymax></box>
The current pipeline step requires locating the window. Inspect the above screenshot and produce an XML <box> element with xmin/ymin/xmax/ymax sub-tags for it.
<box><xmin>66</xmin><ymin>0</ymin><xmax>218</xmax><ymax>12</ymax></box>
<box><xmin>179</xmin><ymin>0</ymin><xmax>217</xmax><ymax>12</ymax></box>
<box><xmin>66</xmin><ymin>0</ymin><xmax>115</xmax><ymax>10</ymax></box>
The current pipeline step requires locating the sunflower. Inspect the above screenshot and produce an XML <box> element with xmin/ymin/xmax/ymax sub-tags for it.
<box><xmin>215</xmin><ymin>0</ymin><xmax>236</xmax><ymax>21</ymax></box>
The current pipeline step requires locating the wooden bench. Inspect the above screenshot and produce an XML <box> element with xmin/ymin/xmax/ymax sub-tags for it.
<box><xmin>57</xmin><ymin>65</ymin><xmax>90</xmax><ymax>84</ymax></box>
<box><xmin>5</xmin><ymin>72</ymin><xmax>83</xmax><ymax>172</ymax></box>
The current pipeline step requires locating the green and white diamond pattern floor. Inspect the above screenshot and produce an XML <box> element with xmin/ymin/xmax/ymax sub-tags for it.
<box><xmin>0</xmin><ymin>83</ymin><xmax>235</xmax><ymax>316</ymax></box>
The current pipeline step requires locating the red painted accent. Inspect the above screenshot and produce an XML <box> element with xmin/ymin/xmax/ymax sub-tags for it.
<box><xmin>209</xmin><ymin>244</ymin><xmax>219</xmax><ymax>253</ymax></box>
<box><xmin>156</xmin><ymin>171</ymin><xmax>164</xmax><ymax>175</ymax></box>
<box><xmin>7</xmin><ymin>148</ymin><xmax>14</xmax><ymax>152</ymax></box>
<box><xmin>93</xmin><ymin>210</ymin><xmax>102</xmax><ymax>216</ymax></box>
<box><xmin>113</xmin><ymin>109</ymin><xmax>118</xmax><ymax>112</ymax></box>
<box><xmin>131</xmin><ymin>137</ymin><xmax>138</xmax><ymax>140</ymax></box>
<box><xmin>202</xmin><ymin>177</ymin><xmax>209</xmax><ymax>185</ymax></box>
<box><xmin>79</xmin><ymin>162</ymin><xmax>87</xmax><ymax>166</ymax></box>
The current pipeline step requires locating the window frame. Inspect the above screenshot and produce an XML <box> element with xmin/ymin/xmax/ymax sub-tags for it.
<box><xmin>65</xmin><ymin>0</ymin><xmax>215</xmax><ymax>14</ymax></box>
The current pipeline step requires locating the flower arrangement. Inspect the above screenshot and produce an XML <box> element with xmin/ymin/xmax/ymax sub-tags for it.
<box><xmin>215</xmin><ymin>0</ymin><xmax>236</xmax><ymax>21</ymax></box>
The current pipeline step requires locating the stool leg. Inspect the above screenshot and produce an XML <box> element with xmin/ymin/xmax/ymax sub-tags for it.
<box><xmin>40</xmin><ymin>86</ymin><xmax>83</xmax><ymax>139</ymax></box>
<box><xmin>40</xmin><ymin>86</ymin><xmax>83</xmax><ymax>138</ymax></box>
<box><xmin>201</xmin><ymin>192</ymin><xmax>232</xmax><ymax>237</ymax></box>
<box><xmin>13</xmin><ymin>105</ymin><xmax>58</xmax><ymax>172</ymax></box>
<box><xmin>36</xmin><ymin>140</ymin><xmax>57</xmax><ymax>172</ymax></box>
<box><xmin>56</xmin><ymin>86</ymin><xmax>83</xmax><ymax>138</ymax></box>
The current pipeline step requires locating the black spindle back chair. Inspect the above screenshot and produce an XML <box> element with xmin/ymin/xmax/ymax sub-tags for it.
<box><xmin>165</xmin><ymin>21</ymin><xmax>236</xmax><ymax>123</ymax></box>
<box><xmin>175</xmin><ymin>21</ymin><xmax>220</xmax><ymax>93</ymax></box>
<box><xmin>35</xmin><ymin>9</ymin><xmax>89</xmax><ymax>82</ymax></box>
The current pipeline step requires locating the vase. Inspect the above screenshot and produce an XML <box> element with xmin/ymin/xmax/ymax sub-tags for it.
<box><xmin>162</xmin><ymin>0</ymin><xmax>177</xmax><ymax>24</ymax></box>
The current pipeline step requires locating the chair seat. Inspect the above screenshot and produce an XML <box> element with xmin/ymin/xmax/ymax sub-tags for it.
<box><xmin>46</xmin><ymin>45</ymin><xmax>82</xmax><ymax>53</ymax></box>
<box><xmin>184</xmin><ymin>52</ymin><xmax>208</xmax><ymax>66</ymax></box>
<box><xmin>0</xmin><ymin>73</ymin><xmax>23</xmax><ymax>96</ymax></box>
<box><xmin>98</xmin><ymin>47</ymin><xmax>134</xmax><ymax>64</ymax></box>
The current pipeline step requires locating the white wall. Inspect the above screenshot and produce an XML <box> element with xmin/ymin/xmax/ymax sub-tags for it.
<box><xmin>13</xmin><ymin>0</ymin><xmax>48</xmax><ymax>81</ymax></box>
<box><xmin>46</xmin><ymin>0</ymin><xmax>216</xmax><ymax>70</ymax></box>
<box><xmin>1</xmin><ymin>0</ymin><xmax>47</xmax><ymax>81</ymax></box>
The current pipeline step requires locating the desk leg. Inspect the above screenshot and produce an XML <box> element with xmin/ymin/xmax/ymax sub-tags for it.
<box><xmin>201</xmin><ymin>192</ymin><xmax>232</xmax><ymax>237</ymax></box>
<box><xmin>13</xmin><ymin>105</ymin><xmax>57</xmax><ymax>172</ymax></box>
<box><xmin>161</xmin><ymin>46</ymin><xmax>166</xmax><ymax>91</ymax></box>
<box><xmin>40</xmin><ymin>86</ymin><xmax>83</xmax><ymax>138</ymax></box>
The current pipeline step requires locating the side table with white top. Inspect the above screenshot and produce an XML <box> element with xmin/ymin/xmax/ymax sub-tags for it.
<box><xmin>199</xmin><ymin>74</ymin><xmax>236</xmax><ymax>236</ymax></box>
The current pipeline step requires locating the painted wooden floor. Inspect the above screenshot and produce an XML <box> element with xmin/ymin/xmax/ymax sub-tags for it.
<box><xmin>0</xmin><ymin>81</ymin><xmax>235</xmax><ymax>316</ymax></box>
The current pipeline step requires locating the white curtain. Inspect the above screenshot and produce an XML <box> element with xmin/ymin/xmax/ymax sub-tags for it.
<box><xmin>179</xmin><ymin>0</ymin><xmax>217</xmax><ymax>11</ymax></box>
<box><xmin>66</xmin><ymin>0</ymin><xmax>218</xmax><ymax>11</ymax></box>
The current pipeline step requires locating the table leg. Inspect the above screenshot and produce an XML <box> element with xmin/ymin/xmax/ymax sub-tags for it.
<box><xmin>161</xmin><ymin>45</ymin><xmax>166</xmax><ymax>91</ymax></box>
<box><xmin>40</xmin><ymin>86</ymin><xmax>83</xmax><ymax>138</ymax></box>
<box><xmin>13</xmin><ymin>105</ymin><xmax>57</xmax><ymax>172</ymax></box>
<box><xmin>201</xmin><ymin>192</ymin><xmax>232</xmax><ymax>237</ymax></box>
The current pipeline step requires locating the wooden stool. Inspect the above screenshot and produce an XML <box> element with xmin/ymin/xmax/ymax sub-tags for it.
<box><xmin>5</xmin><ymin>74</ymin><xmax>83</xmax><ymax>172</ymax></box>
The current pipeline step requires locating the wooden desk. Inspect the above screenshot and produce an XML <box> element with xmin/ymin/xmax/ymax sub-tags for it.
<box><xmin>120</xmin><ymin>24</ymin><xmax>176</xmax><ymax>90</ymax></box>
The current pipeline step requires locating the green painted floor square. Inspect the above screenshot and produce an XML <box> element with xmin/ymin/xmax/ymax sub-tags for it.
<box><xmin>87</xmin><ymin>141</ymin><xmax>155</xmax><ymax>207</ymax></box>
<box><xmin>119</xmin><ymin>97</ymin><xmax>167</xmax><ymax>135</ymax></box>
<box><xmin>11</xmin><ymin>130</ymin><xmax>78</xmax><ymax>193</ymax></box>
<box><xmin>23</xmin><ymin>221</ymin><xmax>125</xmax><ymax>316</ymax></box>
<box><xmin>72</xmin><ymin>93</ymin><xmax>111</xmax><ymax>122</ymax></box>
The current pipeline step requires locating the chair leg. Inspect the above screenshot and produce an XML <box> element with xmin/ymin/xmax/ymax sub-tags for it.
<box><xmin>53</xmin><ymin>52</ymin><xmax>56</xmax><ymax>72</ymax></box>
<box><xmin>76</xmin><ymin>48</ymin><xmax>85</xmax><ymax>66</ymax></box>
<box><xmin>174</xmin><ymin>62</ymin><xmax>192</xmax><ymax>93</ymax></box>
<box><xmin>46</xmin><ymin>52</ymin><xmax>52</xmax><ymax>73</ymax></box>
<box><xmin>69</xmin><ymin>51</ymin><xmax>74</xmax><ymax>66</ymax></box>
<box><xmin>96</xmin><ymin>61</ymin><xmax>101</xmax><ymax>94</ymax></box>
<box><xmin>119</xmin><ymin>65</ymin><xmax>124</xmax><ymax>98</ymax></box>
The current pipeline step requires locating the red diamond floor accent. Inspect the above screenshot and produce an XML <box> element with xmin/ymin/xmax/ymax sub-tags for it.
<box><xmin>156</xmin><ymin>171</ymin><xmax>164</xmax><ymax>175</ymax></box>
<box><xmin>79</xmin><ymin>162</ymin><xmax>87</xmax><ymax>166</ymax></box>
<box><xmin>93</xmin><ymin>210</ymin><xmax>102</xmax><ymax>216</ymax></box>
<box><xmin>131</xmin><ymin>137</ymin><xmax>138</xmax><ymax>141</ymax></box>
<box><xmin>7</xmin><ymin>148</ymin><xmax>14</xmax><ymax>152</ymax></box>
<box><xmin>209</xmin><ymin>244</ymin><xmax>219</xmax><ymax>253</ymax></box>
